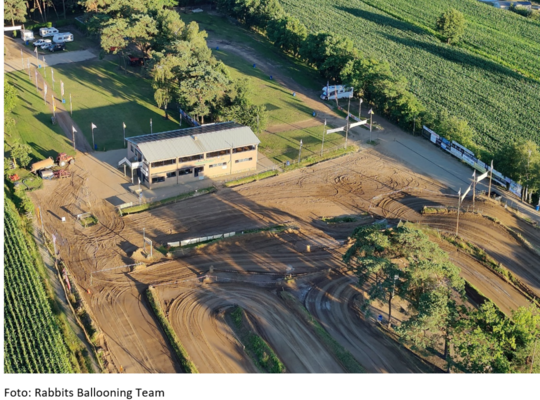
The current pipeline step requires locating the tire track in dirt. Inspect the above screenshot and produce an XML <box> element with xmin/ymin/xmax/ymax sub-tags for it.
<box><xmin>158</xmin><ymin>283</ymin><xmax>345</xmax><ymax>373</ymax></box>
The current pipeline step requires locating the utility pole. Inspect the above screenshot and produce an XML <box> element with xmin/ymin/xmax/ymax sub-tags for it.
<box><xmin>488</xmin><ymin>160</ymin><xmax>493</xmax><ymax>199</ymax></box>
<box><xmin>456</xmin><ymin>188</ymin><xmax>462</xmax><ymax>237</ymax></box>
<box><xmin>321</xmin><ymin>119</ymin><xmax>326</xmax><ymax>156</ymax></box>
<box><xmin>298</xmin><ymin>139</ymin><xmax>303</xmax><ymax>165</ymax></box>
<box><xmin>345</xmin><ymin>95</ymin><xmax>351</xmax><ymax>148</ymax></box>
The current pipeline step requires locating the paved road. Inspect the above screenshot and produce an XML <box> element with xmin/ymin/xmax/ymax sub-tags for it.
<box><xmin>4</xmin><ymin>35</ymin><xmax>97</xmax><ymax>73</ymax></box>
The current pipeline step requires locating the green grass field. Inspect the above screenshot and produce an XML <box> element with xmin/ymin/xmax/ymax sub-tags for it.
<box><xmin>5</xmin><ymin>70</ymin><xmax>75</xmax><ymax>161</ymax></box>
<box><xmin>280</xmin><ymin>0</ymin><xmax>540</xmax><ymax>150</ymax></box>
<box><xmin>37</xmin><ymin>60</ymin><xmax>184</xmax><ymax>151</ymax></box>
<box><xmin>181</xmin><ymin>12</ymin><xmax>321</xmax><ymax>91</ymax></box>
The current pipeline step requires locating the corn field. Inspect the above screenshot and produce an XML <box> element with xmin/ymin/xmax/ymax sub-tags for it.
<box><xmin>281</xmin><ymin>0</ymin><xmax>540</xmax><ymax>150</ymax></box>
<box><xmin>4</xmin><ymin>200</ymin><xmax>74</xmax><ymax>373</ymax></box>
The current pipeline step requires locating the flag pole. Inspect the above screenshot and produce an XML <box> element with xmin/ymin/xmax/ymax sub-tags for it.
<box><xmin>321</xmin><ymin>119</ymin><xmax>326</xmax><ymax>156</ymax></box>
<box><xmin>473</xmin><ymin>170</ymin><xmax>476</xmax><ymax>211</ymax></box>
<box><xmin>72</xmin><ymin>126</ymin><xmax>76</xmax><ymax>150</ymax></box>
<box><xmin>456</xmin><ymin>188</ymin><xmax>461</xmax><ymax>237</ymax></box>
<box><xmin>488</xmin><ymin>160</ymin><xmax>493</xmax><ymax>198</ymax></box>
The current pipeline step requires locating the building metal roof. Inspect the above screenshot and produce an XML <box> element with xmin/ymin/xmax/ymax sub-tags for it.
<box><xmin>126</xmin><ymin>122</ymin><xmax>260</xmax><ymax>163</ymax></box>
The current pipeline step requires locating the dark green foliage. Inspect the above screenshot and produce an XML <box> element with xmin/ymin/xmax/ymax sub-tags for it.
<box><xmin>4</xmin><ymin>0</ymin><xmax>27</xmax><ymax>26</ymax></box>
<box><xmin>436</xmin><ymin>9</ymin><xmax>466</xmax><ymax>44</ymax></box>
<box><xmin>216</xmin><ymin>0</ymin><xmax>284</xmax><ymax>29</ymax></box>
<box><xmin>266</xmin><ymin>15</ymin><xmax>307</xmax><ymax>56</ymax></box>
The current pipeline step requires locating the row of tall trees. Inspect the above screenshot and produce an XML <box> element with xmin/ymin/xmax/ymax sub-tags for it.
<box><xmin>82</xmin><ymin>0</ymin><xmax>267</xmax><ymax>129</ymax></box>
<box><xmin>4</xmin><ymin>0</ymin><xmax>82</xmax><ymax>25</ymax></box>
<box><xmin>217</xmin><ymin>0</ymin><xmax>539</xmax><ymax>202</ymax></box>
<box><xmin>344</xmin><ymin>223</ymin><xmax>540</xmax><ymax>373</ymax></box>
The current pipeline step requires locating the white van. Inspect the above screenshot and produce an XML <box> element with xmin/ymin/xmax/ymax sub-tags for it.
<box><xmin>53</xmin><ymin>32</ymin><xmax>74</xmax><ymax>43</ymax></box>
<box><xmin>320</xmin><ymin>85</ymin><xmax>354</xmax><ymax>100</ymax></box>
<box><xmin>39</xmin><ymin>27</ymin><xmax>59</xmax><ymax>37</ymax></box>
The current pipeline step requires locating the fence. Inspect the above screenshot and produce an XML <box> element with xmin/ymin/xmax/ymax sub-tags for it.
<box><xmin>278</xmin><ymin>143</ymin><xmax>358</xmax><ymax>171</ymax></box>
<box><xmin>218</xmin><ymin>165</ymin><xmax>278</xmax><ymax>185</ymax></box>
<box><xmin>167</xmin><ymin>232</ymin><xmax>236</xmax><ymax>247</ymax></box>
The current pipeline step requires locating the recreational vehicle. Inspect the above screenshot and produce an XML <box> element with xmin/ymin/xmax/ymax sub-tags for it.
<box><xmin>21</xmin><ymin>29</ymin><xmax>34</xmax><ymax>41</ymax></box>
<box><xmin>39</xmin><ymin>27</ymin><xmax>59</xmax><ymax>37</ymax></box>
<box><xmin>320</xmin><ymin>85</ymin><xmax>354</xmax><ymax>100</ymax></box>
<box><xmin>53</xmin><ymin>32</ymin><xmax>74</xmax><ymax>43</ymax></box>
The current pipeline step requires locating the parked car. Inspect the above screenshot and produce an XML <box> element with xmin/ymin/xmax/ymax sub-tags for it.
<box><xmin>39</xmin><ymin>27</ymin><xmax>59</xmax><ymax>37</ymax></box>
<box><xmin>33</xmin><ymin>39</ymin><xmax>51</xmax><ymax>47</ymax></box>
<box><xmin>41</xmin><ymin>43</ymin><xmax>53</xmax><ymax>50</ymax></box>
<box><xmin>48</xmin><ymin>43</ymin><xmax>65</xmax><ymax>52</ymax></box>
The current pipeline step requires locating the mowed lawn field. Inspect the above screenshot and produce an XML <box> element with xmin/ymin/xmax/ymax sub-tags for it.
<box><xmin>280</xmin><ymin>0</ymin><xmax>540</xmax><ymax>150</ymax></box>
<box><xmin>6</xmin><ymin>70</ymin><xmax>75</xmax><ymax>160</ymax></box>
<box><xmin>37</xmin><ymin>60</ymin><xmax>183</xmax><ymax>151</ymax></box>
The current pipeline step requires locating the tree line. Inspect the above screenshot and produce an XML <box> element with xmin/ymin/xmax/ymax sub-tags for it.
<box><xmin>80</xmin><ymin>0</ymin><xmax>267</xmax><ymax>131</ymax></box>
<box><xmin>216</xmin><ymin>0</ymin><xmax>539</xmax><ymax>204</ymax></box>
<box><xmin>344</xmin><ymin>222</ymin><xmax>540</xmax><ymax>373</ymax></box>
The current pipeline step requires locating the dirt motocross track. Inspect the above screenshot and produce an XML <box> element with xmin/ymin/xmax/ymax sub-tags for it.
<box><xmin>32</xmin><ymin>149</ymin><xmax>540</xmax><ymax>373</ymax></box>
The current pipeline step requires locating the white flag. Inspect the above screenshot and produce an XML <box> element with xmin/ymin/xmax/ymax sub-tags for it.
<box><xmin>461</xmin><ymin>185</ymin><xmax>471</xmax><ymax>202</ymax></box>
<box><xmin>51</xmin><ymin>69</ymin><xmax>54</xmax><ymax>82</ymax></box>
<box><xmin>72</xmin><ymin>126</ymin><xmax>77</xmax><ymax>133</ymax></box>
<box><xmin>138</xmin><ymin>178</ymin><xmax>141</xmax><ymax>185</ymax></box>
<box><xmin>300</xmin><ymin>139</ymin><xmax>303</xmax><ymax>145</ymax></box>
<box><xmin>91</xmin><ymin>123</ymin><xmax>97</xmax><ymax>129</ymax></box>
<box><xmin>61</xmin><ymin>81</ymin><xmax>64</xmax><ymax>97</ymax></box>
<box><xmin>472</xmin><ymin>170</ymin><xmax>476</xmax><ymax>178</ymax></box>
<box><xmin>324</xmin><ymin>119</ymin><xmax>327</xmax><ymax>126</ymax></box>
<box><xmin>123</xmin><ymin>122</ymin><xmax>126</xmax><ymax>129</ymax></box>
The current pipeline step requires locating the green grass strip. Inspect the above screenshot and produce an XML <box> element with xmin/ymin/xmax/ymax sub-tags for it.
<box><xmin>225</xmin><ymin>170</ymin><xmax>279</xmax><ymax>187</ymax></box>
<box><xmin>282</xmin><ymin>146</ymin><xmax>357</xmax><ymax>172</ymax></box>
<box><xmin>279</xmin><ymin>292</ymin><xmax>366</xmax><ymax>373</ymax></box>
<box><xmin>145</xmin><ymin>287</ymin><xmax>198</xmax><ymax>373</ymax></box>
<box><xmin>121</xmin><ymin>187</ymin><xmax>215</xmax><ymax>215</ymax></box>
<box><xmin>228</xmin><ymin>306</ymin><xmax>285</xmax><ymax>373</ymax></box>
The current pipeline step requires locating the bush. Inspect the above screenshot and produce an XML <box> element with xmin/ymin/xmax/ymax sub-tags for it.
<box><xmin>47</xmin><ymin>22</ymin><xmax>53</xmax><ymax>28</ymax></box>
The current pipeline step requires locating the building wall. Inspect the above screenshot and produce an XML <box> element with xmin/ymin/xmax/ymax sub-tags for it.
<box><xmin>137</xmin><ymin>144</ymin><xmax>258</xmax><ymax>187</ymax></box>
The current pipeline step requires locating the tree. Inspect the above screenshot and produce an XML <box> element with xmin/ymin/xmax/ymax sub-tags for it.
<box><xmin>177</xmin><ymin>61</ymin><xmax>230</xmax><ymax>124</ymax></box>
<box><xmin>4</xmin><ymin>0</ymin><xmax>27</xmax><ymax>26</ymax></box>
<box><xmin>267</xmin><ymin>16</ymin><xmax>307</xmax><ymax>56</ymax></box>
<box><xmin>5</xmin><ymin>78</ymin><xmax>18</xmax><ymax>136</ymax></box>
<box><xmin>436</xmin><ymin>9</ymin><xmax>466</xmax><ymax>44</ymax></box>
<box><xmin>11</xmin><ymin>142</ymin><xmax>33</xmax><ymax>168</ymax></box>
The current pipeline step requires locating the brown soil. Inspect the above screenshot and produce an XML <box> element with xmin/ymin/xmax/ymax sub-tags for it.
<box><xmin>30</xmin><ymin>148</ymin><xmax>539</xmax><ymax>373</ymax></box>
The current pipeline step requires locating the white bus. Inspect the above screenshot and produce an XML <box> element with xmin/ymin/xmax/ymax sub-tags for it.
<box><xmin>320</xmin><ymin>85</ymin><xmax>354</xmax><ymax>100</ymax></box>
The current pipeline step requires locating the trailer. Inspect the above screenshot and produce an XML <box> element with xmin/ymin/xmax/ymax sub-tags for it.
<box><xmin>53</xmin><ymin>32</ymin><xmax>74</xmax><ymax>43</ymax></box>
<box><xmin>39</xmin><ymin>27</ymin><xmax>59</xmax><ymax>37</ymax></box>
<box><xmin>320</xmin><ymin>85</ymin><xmax>354</xmax><ymax>101</ymax></box>
<box><xmin>21</xmin><ymin>29</ymin><xmax>35</xmax><ymax>41</ymax></box>
<box><xmin>40</xmin><ymin>169</ymin><xmax>54</xmax><ymax>180</ymax></box>
<box><xmin>31</xmin><ymin>157</ymin><xmax>55</xmax><ymax>173</ymax></box>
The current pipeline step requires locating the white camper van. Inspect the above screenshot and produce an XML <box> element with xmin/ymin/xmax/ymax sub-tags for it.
<box><xmin>53</xmin><ymin>32</ymin><xmax>74</xmax><ymax>43</ymax></box>
<box><xmin>21</xmin><ymin>29</ymin><xmax>35</xmax><ymax>41</ymax></box>
<box><xmin>39</xmin><ymin>27</ymin><xmax>59</xmax><ymax>37</ymax></box>
<box><xmin>320</xmin><ymin>85</ymin><xmax>354</xmax><ymax>101</ymax></box>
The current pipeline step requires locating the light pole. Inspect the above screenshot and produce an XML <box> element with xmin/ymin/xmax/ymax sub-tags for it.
<box><xmin>150</xmin><ymin>118</ymin><xmax>153</xmax><ymax>134</ymax></box>
<box><xmin>298</xmin><ymin>139</ymin><xmax>303</xmax><ymax>165</ymax></box>
<box><xmin>388</xmin><ymin>274</ymin><xmax>399</xmax><ymax>328</ymax></box>
<box><xmin>488</xmin><ymin>160</ymin><xmax>493</xmax><ymax>199</ymax></box>
<box><xmin>358</xmin><ymin>98</ymin><xmax>363</xmax><ymax>120</ymax></box>
<box><xmin>345</xmin><ymin>95</ymin><xmax>351</xmax><ymax>148</ymax></box>
<box><xmin>456</xmin><ymin>188</ymin><xmax>462</xmax><ymax>237</ymax></box>
<box><xmin>123</xmin><ymin>122</ymin><xmax>126</xmax><ymax>147</ymax></box>
<box><xmin>321</xmin><ymin>119</ymin><xmax>327</xmax><ymax>156</ymax></box>
<box><xmin>526</xmin><ymin>148</ymin><xmax>532</xmax><ymax>203</ymax></box>
<box><xmin>368</xmin><ymin>109</ymin><xmax>374</xmax><ymax>143</ymax></box>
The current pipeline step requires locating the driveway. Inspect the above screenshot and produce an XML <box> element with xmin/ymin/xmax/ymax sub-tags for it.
<box><xmin>3</xmin><ymin>34</ymin><xmax>97</xmax><ymax>73</ymax></box>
